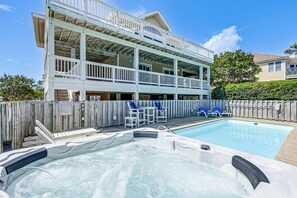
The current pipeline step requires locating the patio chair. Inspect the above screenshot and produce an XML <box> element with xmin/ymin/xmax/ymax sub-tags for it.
<box><xmin>154</xmin><ymin>102</ymin><xmax>167</xmax><ymax>123</ymax></box>
<box><xmin>35</xmin><ymin>120</ymin><xmax>100</xmax><ymax>144</ymax></box>
<box><xmin>197</xmin><ymin>107</ymin><xmax>216</xmax><ymax>117</ymax></box>
<box><xmin>213</xmin><ymin>106</ymin><xmax>232</xmax><ymax>117</ymax></box>
<box><xmin>127</xmin><ymin>101</ymin><xmax>146</xmax><ymax>127</ymax></box>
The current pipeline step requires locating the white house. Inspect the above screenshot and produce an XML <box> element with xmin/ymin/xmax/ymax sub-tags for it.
<box><xmin>33</xmin><ymin>0</ymin><xmax>214</xmax><ymax>101</ymax></box>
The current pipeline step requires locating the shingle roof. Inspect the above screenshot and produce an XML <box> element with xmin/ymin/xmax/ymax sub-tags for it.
<box><xmin>253</xmin><ymin>53</ymin><xmax>287</xmax><ymax>63</ymax></box>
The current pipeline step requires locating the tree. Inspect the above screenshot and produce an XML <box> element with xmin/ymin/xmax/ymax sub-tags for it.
<box><xmin>0</xmin><ymin>74</ymin><xmax>37</xmax><ymax>101</ymax></box>
<box><xmin>34</xmin><ymin>75</ymin><xmax>45</xmax><ymax>100</ymax></box>
<box><xmin>284</xmin><ymin>43</ymin><xmax>297</xmax><ymax>55</ymax></box>
<box><xmin>210</xmin><ymin>50</ymin><xmax>261</xmax><ymax>86</ymax></box>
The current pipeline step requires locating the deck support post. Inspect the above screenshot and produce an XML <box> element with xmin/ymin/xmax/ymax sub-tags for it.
<box><xmin>199</xmin><ymin>66</ymin><xmax>203</xmax><ymax>91</ymax></box>
<box><xmin>174</xmin><ymin>59</ymin><xmax>179</xmax><ymax>100</ymax></box>
<box><xmin>46</xmin><ymin>18</ymin><xmax>55</xmax><ymax>101</ymax></box>
<box><xmin>134</xmin><ymin>48</ymin><xmax>139</xmax><ymax>100</ymax></box>
<box><xmin>80</xmin><ymin>31</ymin><xmax>86</xmax><ymax>81</ymax></box>
<box><xmin>207</xmin><ymin>67</ymin><xmax>211</xmax><ymax>99</ymax></box>
<box><xmin>80</xmin><ymin>89</ymin><xmax>86</xmax><ymax>101</ymax></box>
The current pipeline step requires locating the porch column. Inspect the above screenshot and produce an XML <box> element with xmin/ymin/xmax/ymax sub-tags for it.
<box><xmin>207</xmin><ymin>67</ymin><xmax>211</xmax><ymax>99</ymax></box>
<box><xmin>174</xmin><ymin>59</ymin><xmax>178</xmax><ymax>100</ymax></box>
<box><xmin>134</xmin><ymin>48</ymin><xmax>139</xmax><ymax>100</ymax></box>
<box><xmin>80</xmin><ymin>31</ymin><xmax>86</xmax><ymax>81</ymax></box>
<box><xmin>71</xmin><ymin>48</ymin><xmax>76</xmax><ymax>58</ymax></box>
<box><xmin>46</xmin><ymin>18</ymin><xmax>55</xmax><ymax>101</ymax></box>
<box><xmin>199</xmin><ymin>66</ymin><xmax>203</xmax><ymax>90</ymax></box>
<box><xmin>80</xmin><ymin>89</ymin><xmax>86</xmax><ymax>101</ymax></box>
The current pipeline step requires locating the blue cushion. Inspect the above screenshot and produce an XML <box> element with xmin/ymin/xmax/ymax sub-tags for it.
<box><xmin>155</xmin><ymin>102</ymin><xmax>163</xmax><ymax>110</ymax></box>
<box><xmin>198</xmin><ymin>107</ymin><xmax>207</xmax><ymax>114</ymax></box>
<box><xmin>214</xmin><ymin>106</ymin><xmax>223</xmax><ymax>113</ymax></box>
<box><xmin>130</xmin><ymin>101</ymin><xmax>138</xmax><ymax>109</ymax></box>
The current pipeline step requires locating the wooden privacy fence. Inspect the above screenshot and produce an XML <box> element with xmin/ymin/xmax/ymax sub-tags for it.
<box><xmin>0</xmin><ymin>100</ymin><xmax>297</xmax><ymax>151</ymax></box>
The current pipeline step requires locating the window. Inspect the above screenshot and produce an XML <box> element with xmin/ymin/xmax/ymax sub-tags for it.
<box><xmin>163</xmin><ymin>68</ymin><xmax>174</xmax><ymax>75</ymax></box>
<box><xmin>143</xmin><ymin>26</ymin><xmax>162</xmax><ymax>36</ymax></box>
<box><xmin>139</xmin><ymin>63</ymin><xmax>152</xmax><ymax>71</ymax></box>
<box><xmin>268</xmin><ymin>63</ymin><xmax>274</xmax><ymax>72</ymax></box>
<box><xmin>268</xmin><ymin>61</ymin><xmax>282</xmax><ymax>72</ymax></box>
<box><xmin>275</xmin><ymin>61</ymin><xmax>282</xmax><ymax>71</ymax></box>
<box><xmin>290</xmin><ymin>64</ymin><xmax>295</xmax><ymax>69</ymax></box>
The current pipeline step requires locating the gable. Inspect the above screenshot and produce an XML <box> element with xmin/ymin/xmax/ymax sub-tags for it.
<box><xmin>139</xmin><ymin>11</ymin><xmax>171</xmax><ymax>32</ymax></box>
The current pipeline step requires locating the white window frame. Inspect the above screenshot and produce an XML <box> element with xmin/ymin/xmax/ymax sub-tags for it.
<box><xmin>275</xmin><ymin>61</ymin><xmax>282</xmax><ymax>72</ymax></box>
<box><xmin>163</xmin><ymin>68</ymin><xmax>174</xmax><ymax>75</ymax></box>
<box><xmin>268</xmin><ymin>61</ymin><xmax>282</xmax><ymax>72</ymax></box>
<box><xmin>139</xmin><ymin>62</ymin><xmax>152</xmax><ymax>71</ymax></box>
<box><xmin>268</xmin><ymin>62</ymin><xmax>275</xmax><ymax>72</ymax></box>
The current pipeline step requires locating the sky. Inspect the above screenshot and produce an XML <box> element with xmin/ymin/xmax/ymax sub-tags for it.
<box><xmin>0</xmin><ymin>0</ymin><xmax>296</xmax><ymax>80</ymax></box>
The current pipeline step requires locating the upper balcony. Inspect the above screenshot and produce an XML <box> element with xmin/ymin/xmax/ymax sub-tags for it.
<box><xmin>47</xmin><ymin>0</ymin><xmax>214</xmax><ymax>64</ymax></box>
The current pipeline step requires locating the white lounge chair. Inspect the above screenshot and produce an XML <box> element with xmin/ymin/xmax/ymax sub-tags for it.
<box><xmin>35</xmin><ymin>120</ymin><xmax>100</xmax><ymax>144</ymax></box>
<box><xmin>213</xmin><ymin>106</ymin><xmax>232</xmax><ymax>117</ymax></box>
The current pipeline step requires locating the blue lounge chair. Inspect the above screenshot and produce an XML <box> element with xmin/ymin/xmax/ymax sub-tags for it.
<box><xmin>213</xmin><ymin>106</ymin><xmax>232</xmax><ymax>117</ymax></box>
<box><xmin>154</xmin><ymin>102</ymin><xmax>167</xmax><ymax>123</ymax></box>
<box><xmin>197</xmin><ymin>107</ymin><xmax>216</xmax><ymax>117</ymax></box>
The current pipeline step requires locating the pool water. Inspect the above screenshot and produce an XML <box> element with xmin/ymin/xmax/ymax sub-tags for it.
<box><xmin>175</xmin><ymin>120</ymin><xmax>293</xmax><ymax>159</ymax></box>
<box><xmin>6</xmin><ymin>141</ymin><xmax>248</xmax><ymax>198</ymax></box>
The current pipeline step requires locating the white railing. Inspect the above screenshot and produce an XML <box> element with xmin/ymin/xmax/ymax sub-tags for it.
<box><xmin>139</xmin><ymin>71</ymin><xmax>159</xmax><ymax>85</ymax></box>
<box><xmin>86</xmin><ymin>62</ymin><xmax>113</xmax><ymax>81</ymax></box>
<box><xmin>54</xmin><ymin>57</ymin><xmax>209</xmax><ymax>89</ymax></box>
<box><xmin>55</xmin><ymin>56</ymin><xmax>81</xmax><ymax>78</ymax></box>
<box><xmin>178</xmin><ymin>77</ymin><xmax>191</xmax><ymax>88</ymax></box>
<box><xmin>160</xmin><ymin>74</ymin><xmax>175</xmax><ymax>87</ymax></box>
<box><xmin>49</xmin><ymin>0</ymin><xmax>214</xmax><ymax>61</ymax></box>
<box><xmin>86</xmin><ymin>62</ymin><xmax>135</xmax><ymax>83</ymax></box>
<box><xmin>203</xmin><ymin>80</ymin><xmax>209</xmax><ymax>90</ymax></box>
<box><xmin>190</xmin><ymin>79</ymin><xmax>201</xmax><ymax>89</ymax></box>
<box><xmin>115</xmin><ymin>67</ymin><xmax>135</xmax><ymax>83</ymax></box>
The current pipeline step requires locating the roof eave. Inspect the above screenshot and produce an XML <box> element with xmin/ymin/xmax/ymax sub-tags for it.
<box><xmin>32</xmin><ymin>13</ymin><xmax>45</xmax><ymax>48</ymax></box>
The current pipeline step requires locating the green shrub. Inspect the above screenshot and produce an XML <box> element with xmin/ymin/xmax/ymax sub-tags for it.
<box><xmin>212</xmin><ymin>80</ymin><xmax>297</xmax><ymax>100</ymax></box>
<box><xmin>211</xmin><ymin>86</ymin><xmax>226</xmax><ymax>99</ymax></box>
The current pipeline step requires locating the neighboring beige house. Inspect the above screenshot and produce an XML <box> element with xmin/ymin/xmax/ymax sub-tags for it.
<box><xmin>254</xmin><ymin>53</ymin><xmax>297</xmax><ymax>82</ymax></box>
<box><xmin>32</xmin><ymin>0</ymin><xmax>213</xmax><ymax>101</ymax></box>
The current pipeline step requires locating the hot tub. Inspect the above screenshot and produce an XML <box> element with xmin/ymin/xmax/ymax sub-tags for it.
<box><xmin>0</xmin><ymin>129</ymin><xmax>296</xmax><ymax>197</ymax></box>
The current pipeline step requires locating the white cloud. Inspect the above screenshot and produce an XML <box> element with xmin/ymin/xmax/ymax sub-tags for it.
<box><xmin>7</xmin><ymin>59</ymin><xmax>18</xmax><ymax>64</ymax></box>
<box><xmin>129</xmin><ymin>6</ymin><xmax>146</xmax><ymax>17</ymax></box>
<box><xmin>203</xmin><ymin>26</ymin><xmax>242</xmax><ymax>54</ymax></box>
<box><xmin>0</xmin><ymin>4</ymin><xmax>14</xmax><ymax>12</ymax></box>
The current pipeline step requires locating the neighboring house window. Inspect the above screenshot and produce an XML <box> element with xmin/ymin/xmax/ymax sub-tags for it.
<box><xmin>290</xmin><ymin>65</ymin><xmax>295</xmax><ymax>69</ymax></box>
<box><xmin>268</xmin><ymin>63</ymin><xmax>275</xmax><ymax>72</ymax></box>
<box><xmin>268</xmin><ymin>61</ymin><xmax>282</xmax><ymax>72</ymax></box>
<box><xmin>275</xmin><ymin>61</ymin><xmax>282</xmax><ymax>71</ymax></box>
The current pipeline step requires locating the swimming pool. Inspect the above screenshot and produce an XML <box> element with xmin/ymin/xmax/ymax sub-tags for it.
<box><xmin>174</xmin><ymin>119</ymin><xmax>293</xmax><ymax>159</ymax></box>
